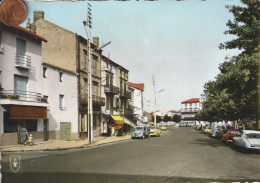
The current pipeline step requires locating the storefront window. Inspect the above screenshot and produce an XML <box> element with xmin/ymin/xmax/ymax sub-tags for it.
<box><xmin>4</xmin><ymin>112</ymin><xmax>18</xmax><ymax>133</ymax></box>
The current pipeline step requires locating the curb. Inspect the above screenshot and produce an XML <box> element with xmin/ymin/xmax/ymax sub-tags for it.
<box><xmin>1</xmin><ymin>137</ymin><xmax>131</xmax><ymax>153</ymax></box>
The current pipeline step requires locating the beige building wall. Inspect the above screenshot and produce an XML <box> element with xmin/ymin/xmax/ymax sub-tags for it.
<box><xmin>34</xmin><ymin>19</ymin><xmax>77</xmax><ymax>74</ymax></box>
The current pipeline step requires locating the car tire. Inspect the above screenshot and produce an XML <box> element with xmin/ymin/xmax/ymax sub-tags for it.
<box><xmin>142</xmin><ymin>134</ymin><xmax>145</xmax><ymax>139</ymax></box>
<box><xmin>148</xmin><ymin>135</ymin><xmax>150</xmax><ymax>139</ymax></box>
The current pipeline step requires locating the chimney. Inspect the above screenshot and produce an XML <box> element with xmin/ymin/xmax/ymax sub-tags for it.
<box><xmin>26</xmin><ymin>18</ymin><xmax>36</xmax><ymax>33</ymax></box>
<box><xmin>93</xmin><ymin>37</ymin><xmax>99</xmax><ymax>48</ymax></box>
<box><xmin>34</xmin><ymin>11</ymin><xmax>44</xmax><ymax>23</ymax></box>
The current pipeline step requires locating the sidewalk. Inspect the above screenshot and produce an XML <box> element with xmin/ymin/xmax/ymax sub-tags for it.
<box><xmin>1</xmin><ymin>135</ymin><xmax>131</xmax><ymax>152</ymax></box>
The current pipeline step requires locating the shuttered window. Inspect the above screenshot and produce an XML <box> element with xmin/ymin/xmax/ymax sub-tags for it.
<box><xmin>14</xmin><ymin>75</ymin><xmax>28</xmax><ymax>100</ymax></box>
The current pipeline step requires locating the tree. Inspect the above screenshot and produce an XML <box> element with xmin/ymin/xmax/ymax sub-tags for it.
<box><xmin>219</xmin><ymin>0</ymin><xmax>260</xmax><ymax>54</ymax></box>
<box><xmin>172</xmin><ymin>114</ymin><xmax>181</xmax><ymax>123</ymax></box>
<box><xmin>163</xmin><ymin>115</ymin><xmax>170</xmax><ymax>122</ymax></box>
<box><xmin>151</xmin><ymin>115</ymin><xmax>162</xmax><ymax>123</ymax></box>
<box><xmin>200</xmin><ymin>0</ymin><xmax>259</xmax><ymax>127</ymax></box>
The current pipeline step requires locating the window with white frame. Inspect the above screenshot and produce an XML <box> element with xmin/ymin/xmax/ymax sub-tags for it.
<box><xmin>59</xmin><ymin>95</ymin><xmax>65</xmax><ymax>110</ymax></box>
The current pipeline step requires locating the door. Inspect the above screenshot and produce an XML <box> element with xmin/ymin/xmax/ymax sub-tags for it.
<box><xmin>14</xmin><ymin>75</ymin><xmax>28</xmax><ymax>100</ymax></box>
<box><xmin>43</xmin><ymin>119</ymin><xmax>49</xmax><ymax>141</ymax></box>
<box><xmin>60</xmin><ymin>122</ymin><xmax>71</xmax><ymax>141</ymax></box>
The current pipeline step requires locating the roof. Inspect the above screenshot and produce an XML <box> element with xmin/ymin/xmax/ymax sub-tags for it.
<box><xmin>182</xmin><ymin>98</ymin><xmax>200</xmax><ymax>103</ymax></box>
<box><xmin>151</xmin><ymin>110</ymin><xmax>160</xmax><ymax>114</ymax></box>
<box><xmin>243</xmin><ymin>130</ymin><xmax>260</xmax><ymax>134</ymax></box>
<box><xmin>102</xmin><ymin>55</ymin><xmax>129</xmax><ymax>72</ymax></box>
<box><xmin>0</xmin><ymin>21</ymin><xmax>47</xmax><ymax>42</ymax></box>
<box><xmin>168</xmin><ymin>110</ymin><xmax>181</xmax><ymax>113</ymax></box>
<box><xmin>128</xmin><ymin>82</ymin><xmax>145</xmax><ymax>91</ymax></box>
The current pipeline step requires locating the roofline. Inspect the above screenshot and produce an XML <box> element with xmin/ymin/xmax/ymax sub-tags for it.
<box><xmin>0</xmin><ymin>22</ymin><xmax>47</xmax><ymax>42</ymax></box>
<box><xmin>102</xmin><ymin>55</ymin><xmax>129</xmax><ymax>72</ymax></box>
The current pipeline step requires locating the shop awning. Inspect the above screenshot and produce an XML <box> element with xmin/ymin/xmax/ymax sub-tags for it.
<box><xmin>111</xmin><ymin>115</ymin><xmax>125</xmax><ymax>124</ymax></box>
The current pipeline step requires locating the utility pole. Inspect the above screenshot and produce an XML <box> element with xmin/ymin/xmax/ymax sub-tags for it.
<box><xmin>83</xmin><ymin>3</ymin><xmax>94</xmax><ymax>144</ymax></box>
<box><xmin>152</xmin><ymin>75</ymin><xmax>156</xmax><ymax>126</ymax></box>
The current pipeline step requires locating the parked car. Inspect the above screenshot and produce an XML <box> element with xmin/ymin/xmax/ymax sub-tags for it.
<box><xmin>211</xmin><ymin>123</ymin><xmax>227</xmax><ymax>138</ymax></box>
<box><xmin>233</xmin><ymin>130</ymin><xmax>260</xmax><ymax>151</ymax></box>
<box><xmin>150</xmin><ymin>126</ymin><xmax>161</xmax><ymax>137</ymax></box>
<box><xmin>195</xmin><ymin>124</ymin><xmax>202</xmax><ymax>130</ymax></box>
<box><xmin>178</xmin><ymin>123</ymin><xmax>186</xmax><ymax>127</ymax></box>
<box><xmin>131</xmin><ymin>126</ymin><xmax>150</xmax><ymax>139</ymax></box>
<box><xmin>203</xmin><ymin>126</ymin><xmax>212</xmax><ymax>134</ymax></box>
<box><xmin>160</xmin><ymin>126</ymin><xmax>167</xmax><ymax>131</ymax></box>
<box><xmin>222</xmin><ymin>129</ymin><xmax>241</xmax><ymax>143</ymax></box>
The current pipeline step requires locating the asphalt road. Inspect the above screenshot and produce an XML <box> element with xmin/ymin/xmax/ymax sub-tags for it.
<box><xmin>1</xmin><ymin>127</ymin><xmax>260</xmax><ymax>183</ymax></box>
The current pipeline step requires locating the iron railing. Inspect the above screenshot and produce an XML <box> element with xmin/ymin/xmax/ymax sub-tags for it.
<box><xmin>79</xmin><ymin>93</ymin><xmax>105</xmax><ymax>106</ymax></box>
<box><xmin>104</xmin><ymin>85</ymin><xmax>119</xmax><ymax>95</ymax></box>
<box><xmin>120</xmin><ymin>90</ymin><xmax>131</xmax><ymax>99</ymax></box>
<box><xmin>181</xmin><ymin>109</ymin><xmax>200</xmax><ymax>113</ymax></box>
<box><xmin>15</xmin><ymin>53</ymin><xmax>31</xmax><ymax>68</ymax></box>
<box><xmin>0</xmin><ymin>90</ymin><xmax>46</xmax><ymax>103</ymax></box>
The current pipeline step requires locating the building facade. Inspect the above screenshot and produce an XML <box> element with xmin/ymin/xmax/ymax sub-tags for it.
<box><xmin>128</xmin><ymin>82</ymin><xmax>145</xmax><ymax>125</ymax></box>
<box><xmin>27</xmin><ymin>11</ymin><xmax>105</xmax><ymax>139</ymax></box>
<box><xmin>167</xmin><ymin>110</ymin><xmax>181</xmax><ymax>118</ymax></box>
<box><xmin>0</xmin><ymin>22</ymin><xmax>78</xmax><ymax>145</ymax></box>
<box><xmin>181</xmin><ymin>98</ymin><xmax>201</xmax><ymax>121</ymax></box>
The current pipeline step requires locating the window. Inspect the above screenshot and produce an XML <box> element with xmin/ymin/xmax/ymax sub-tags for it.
<box><xmin>84</xmin><ymin>79</ymin><xmax>88</xmax><ymax>98</ymax></box>
<box><xmin>43</xmin><ymin>95</ymin><xmax>48</xmax><ymax>103</ymax></box>
<box><xmin>190</xmin><ymin>103</ymin><xmax>192</xmax><ymax>106</ymax></box>
<box><xmin>43</xmin><ymin>67</ymin><xmax>47</xmax><ymax>78</ymax></box>
<box><xmin>16</xmin><ymin>38</ymin><xmax>26</xmax><ymax>66</ymax></box>
<box><xmin>185</xmin><ymin>103</ymin><xmax>187</xmax><ymax>107</ymax></box>
<box><xmin>59</xmin><ymin>95</ymin><xmax>65</xmax><ymax>110</ymax></box>
<box><xmin>93</xmin><ymin>55</ymin><xmax>98</xmax><ymax>76</ymax></box>
<box><xmin>4</xmin><ymin>112</ymin><xmax>18</xmax><ymax>133</ymax></box>
<box><xmin>59</xmin><ymin>72</ymin><xmax>63</xmax><ymax>82</ymax></box>
<box><xmin>26</xmin><ymin>119</ymin><xmax>37</xmax><ymax>132</ymax></box>
<box><xmin>0</xmin><ymin>71</ymin><xmax>2</xmax><ymax>89</ymax></box>
<box><xmin>83</xmin><ymin>50</ymin><xmax>88</xmax><ymax>70</ymax></box>
<box><xmin>93</xmin><ymin>82</ymin><xmax>98</xmax><ymax>96</ymax></box>
<box><xmin>14</xmin><ymin>75</ymin><xmax>28</xmax><ymax>100</ymax></box>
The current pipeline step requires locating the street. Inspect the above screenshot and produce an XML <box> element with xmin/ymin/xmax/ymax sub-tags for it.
<box><xmin>2</xmin><ymin>127</ymin><xmax>260</xmax><ymax>183</ymax></box>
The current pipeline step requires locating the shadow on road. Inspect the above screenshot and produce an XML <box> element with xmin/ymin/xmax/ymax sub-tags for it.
<box><xmin>2</xmin><ymin>172</ymin><xmax>259</xmax><ymax>183</ymax></box>
<box><xmin>190</xmin><ymin>137</ymin><xmax>224</xmax><ymax>148</ymax></box>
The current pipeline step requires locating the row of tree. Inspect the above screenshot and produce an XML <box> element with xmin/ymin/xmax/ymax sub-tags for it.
<box><xmin>196</xmin><ymin>0</ymin><xmax>259</xmax><ymax>128</ymax></box>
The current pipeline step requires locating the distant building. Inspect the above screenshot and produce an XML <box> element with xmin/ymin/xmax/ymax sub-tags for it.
<box><xmin>128</xmin><ymin>82</ymin><xmax>145</xmax><ymax>124</ymax></box>
<box><xmin>181</xmin><ymin>98</ymin><xmax>201</xmax><ymax>121</ymax></box>
<box><xmin>167</xmin><ymin>110</ymin><xmax>181</xmax><ymax>118</ymax></box>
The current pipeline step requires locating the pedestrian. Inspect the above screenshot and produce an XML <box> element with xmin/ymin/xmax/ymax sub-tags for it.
<box><xmin>20</xmin><ymin>126</ymin><xmax>28</xmax><ymax>144</ymax></box>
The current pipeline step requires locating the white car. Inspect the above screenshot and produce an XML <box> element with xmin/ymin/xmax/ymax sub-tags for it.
<box><xmin>233</xmin><ymin>130</ymin><xmax>260</xmax><ymax>150</ymax></box>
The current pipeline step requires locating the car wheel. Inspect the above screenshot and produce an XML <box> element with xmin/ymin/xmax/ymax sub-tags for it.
<box><xmin>158</xmin><ymin>133</ymin><xmax>161</xmax><ymax>137</ymax></box>
<box><xmin>142</xmin><ymin>134</ymin><xmax>145</xmax><ymax>139</ymax></box>
<box><xmin>148</xmin><ymin>135</ymin><xmax>150</xmax><ymax>139</ymax></box>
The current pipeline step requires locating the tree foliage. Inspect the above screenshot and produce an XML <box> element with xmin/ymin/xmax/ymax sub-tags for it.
<box><xmin>201</xmin><ymin>0</ymin><xmax>259</xmax><ymax>125</ymax></box>
<box><xmin>172</xmin><ymin>114</ymin><xmax>181</xmax><ymax>123</ymax></box>
<box><xmin>163</xmin><ymin>115</ymin><xmax>170</xmax><ymax>122</ymax></box>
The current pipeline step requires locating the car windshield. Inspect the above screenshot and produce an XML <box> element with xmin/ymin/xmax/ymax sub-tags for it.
<box><xmin>230</xmin><ymin>131</ymin><xmax>240</xmax><ymax>135</ymax></box>
<box><xmin>136</xmin><ymin>127</ymin><xmax>144</xmax><ymax>131</ymax></box>
<box><xmin>247</xmin><ymin>133</ymin><xmax>260</xmax><ymax>139</ymax></box>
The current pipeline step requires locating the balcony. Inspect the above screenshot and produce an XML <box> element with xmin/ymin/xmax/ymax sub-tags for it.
<box><xmin>0</xmin><ymin>90</ymin><xmax>48</xmax><ymax>107</ymax></box>
<box><xmin>93</xmin><ymin>95</ymin><xmax>105</xmax><ymax>106</ymax></box>
<box><xmin>15</xmin><ymin>53</ymin><xmax>31</xmax><ymax>69</ymax></box>
<box><xmin>104</xmin><ymin>85</ymin><xmax>119</xmax><ymax>95</ymax></box>
<box><xmin>124</xmin><ymin>108</ymin><xmax>133</xmax><ymax>117</ymax></box>
<box><xmin>120</xmin><ymin>90</ymin><xmax>131</xmax><ymax>99</ymax></box>
<box><xmin>181</xmin><ymin>109</ymin><xmax>200</xmax><ymax>113</ymax></box>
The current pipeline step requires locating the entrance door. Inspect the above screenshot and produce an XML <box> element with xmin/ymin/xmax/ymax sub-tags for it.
<box><xmin>44</xmin><ymin>119</ymin><xmax>49</xmax><ymax>141</ymax></box>
<box><xmin>60</xmin><ymin>122</ymin><xmax>71</xmax><ymax>141</ymax></box>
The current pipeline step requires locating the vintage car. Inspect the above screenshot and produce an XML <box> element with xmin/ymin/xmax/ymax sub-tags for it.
<box><xmin>203</xmin><ymin>126</ymin><xmax>212</xmax><ymax>134</ymax></box>
<box><xmin>233</xmin><ymin>130</ymin><xmax>260</xmax><ymax>151</ymax></box>
<box><xmin>150</xmin><ymin>126</ymin><xmax>161</xmax><ymax>137</ymax></box>
<box><xmin>160</xmin><ymin>126</ymin><xmax>167</xmax><ymax>131</ymax></box>
<box><xmin>222</xmin><ymin>129</ymin><xmax>241</xmax><ymax>143</ymax></box>
<box><xmin>131</xmin><ymin>126</ymin><xmax>150</xmax><ymax>139</ymax></box>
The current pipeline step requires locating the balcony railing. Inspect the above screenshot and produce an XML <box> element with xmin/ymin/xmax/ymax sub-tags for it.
<box><xmin>15</xmin><ymin>53</ymin><xmax>31</xmax><ymax>69</ymax></box>
<box><xmin>104</xmin><ymin>85</ymin><xmax>119</xmax><ymax>95</ymax></box>
<box><xmin>0</xmin><ymin>90</ymin><xmax>46</xmax><ymax>103</ymax></box>
<box><xmin>181</xmin><ymin>109</ymin><xmax>200</xmax><ymax>113</ymax></box>
<box><xmin>93</xmin><ymin>95</ymin><xmax>105</xmax><ymax>106</ymax></box>
<box><xmin>120</xmin><ymin>90</ymin><xmax>131</xmax><ymax>99</ymax></box>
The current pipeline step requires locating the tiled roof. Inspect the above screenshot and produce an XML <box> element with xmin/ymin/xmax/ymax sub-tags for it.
<box><xmin>169</xmin><ymin>110</ymin><xmax>180</xmax><ymax>113</ymax></box>
<box><xmin>128</xmin><ymin>82</ymin><xmax>145</xmax><ymax>91</ymax></box>
<box><xmin>151</xmin><ymin>110</ymin><xmax>160</xmax><ymax>114</ymax></box>
<box><xmin>182</xmin><ymin>98</ymin><xmax>200</xmax><ymax>103</ymax></box>
<box><xmin>1</xmin><ymin>22</ymin><xmax>47</xmax><ymax>42</ymax></box>
<box><xmin>102</xmin><ymin>55</ymin><xmax>129</xmax><ymax>72</ymax></box>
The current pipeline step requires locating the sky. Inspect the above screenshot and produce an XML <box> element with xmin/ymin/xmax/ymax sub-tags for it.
<box><xmin>22</xmin><ymin>0</ymin><xmax>242</xmax><ymax>114</ymax></box>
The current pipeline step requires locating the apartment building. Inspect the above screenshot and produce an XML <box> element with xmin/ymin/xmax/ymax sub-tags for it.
<box><xmin>27</xmin><ymin>11</ymin><xmax>105</xmax><ymax>139</ymax></box>
<box><xmin>0</xmin><ymin>22</ymin><xmax>78</xmax><ymax>145</ymax></box>
<box><xmin>167</xmin><ymin>110</ymin><xmax>181</xmax><ymax>118</ymax></box>
<box><xmin>101</xmin><ymin>56</ymin><xmax>135</xmax><ymax>135</ymax></box>
<box><xmin>128</xmin><ymin>82</ymin><xmax>145</xmax><ymax>125</ymax></box>
<box><xmin>181</xmin><ymin>98</ymin><xmax>201</xmax><ymax>121</ymax></box>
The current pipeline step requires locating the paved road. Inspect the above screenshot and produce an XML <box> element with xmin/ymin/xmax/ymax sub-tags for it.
<box><xmin>2</xmin><ymin>127</ymin><xmax>260</xmax><ymax>183</ymax></box>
